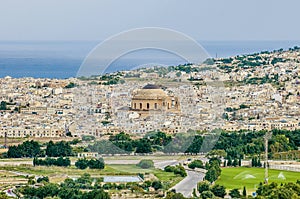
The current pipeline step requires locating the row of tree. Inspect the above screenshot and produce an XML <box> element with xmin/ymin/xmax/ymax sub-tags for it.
<box><xmin>6</xmin><ymin>129</ymin><xmax>300</xmax><ymax>160</ymax></box>
<box><xmin>223</xmin><ymin>157</ymin><xmax>242</xmax><ymax>167</ymax></box>
<box><xmin>88</xmin><ymin>131</ymin><xmax>209</xmax><ymax>155</ymax></box>
<box><xmin>204</xmin><ymin>158</ymin><xmax>221</xmax><ymax>183</ymax></box>
<box><xmin>33</xmin><ymin>157</ymin><xmax>71</xmax><ymax>167</ymax></box>
<box><xmin>213</xmin><ymin>129</ymin><xmax>300</xmax><ymax>160</ymax></box>
<box><xmin>196</xmin><ymin>180</ymin><xmax>300</xmax><ymax>199</ymax></box>
<box><xmin>7</xmin><ymin>140</ymin><xmax>73</xmax><ymax>158</ymax></box>
<box><xmin>251</xmin><ymin>156</ymin><xmax>262</xmax><ymax>167</ymax></box>
<box><xmin>75</xmin><ymin>158</ymin><xmax>105</xmax><ymax>170</ymax></box>
<box><xmin>46</xmin><ymin>140</ymin><xmax>72</xmax><ymax>157</ymax></box>
<box><xmin>7</xmin><ymin>140</ymin><xmax>40</xmax><ymax>158</ymax></box>
<box><xmin>86</xmin><ymin>129</ymin><xmax>300</xmax><ymax>158</ymax></box>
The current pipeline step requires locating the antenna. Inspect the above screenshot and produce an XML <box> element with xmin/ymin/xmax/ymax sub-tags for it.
<box><xmin>264</xmin><ymin>131</ymin><xmax>272</xmax><ymax>184</ymax></box>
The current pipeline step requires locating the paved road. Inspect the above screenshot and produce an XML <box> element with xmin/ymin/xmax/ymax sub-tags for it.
<box><xmin>171</xmin><ymin>170</ymin><xmax>205</xmax><ymax>198</ymax></box>
<box><xmin>154</xmin><ymin>160</ymin><xmax>179</xmax><ymax>170</ymax></box>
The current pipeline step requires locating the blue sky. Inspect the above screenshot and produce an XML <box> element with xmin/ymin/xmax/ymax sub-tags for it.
<box><xmin>1</xmin><ymin>0</ymin><xmax>300</xmax><ymax>41</ymax></box>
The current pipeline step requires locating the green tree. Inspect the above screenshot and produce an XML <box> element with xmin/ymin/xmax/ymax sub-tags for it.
<box><xmin>229</xmin><ymin>188</ymin><xmax>241</xmax><ymax>198</ymax></box>
<box><xmin>200</xmin><ymin>190</ymin><xmax>215</xmax><ymax>199</ymax></box>
<box><xmin>198</xmin><ymin>181</ymin><xmax>210</xmax><ymax>194</ymax></box>
<box><xmin>64</xmin><ymin>82</ymin><xmax>76</xmax><ymax>88</ymax></box>
<box><xmin>188</xmin><ymin>160</ymin><xmax>204</xmax><ymax>169</ymax></box>
<box><xmin>165</xmin><ymin>192</ymin><xmax>186</xmax><ymax>199</ymax></box>
<box><xmin>211</xmin><ymin>184</ymin><xmax>226</xmax><ymax>198</ymax></box>
<box><xmin>176</xmin><ymin>71</ymin><xmax>182</xmax><ymax>77</ymax></box>
<box><xmin>252</xmin><ymin>157</ymin><xmax>257</xmax><ymax>167</ymax></box>
<box><xmin>89</xmin><ymin>158</ymin><xmax>105</xmax><ymax>169</ymax></box>
<box><xmin>257</xmin><ymin>158</ymin><xmax>262</xmax><ymax>167</ymax></box>
<box><xmin>27</xmin><ymin>176</ymin><xmax>36</xmax><ymax>185</ymax></box>
<box><xmin>37</xmin><ymin>176</ymin><xmax>49</xmax><ymax>183</ymax></box>
<box><xmin>0</xmin><ymin>101</ymin><xmax>7</xmax><ymax>110</ymax></box>
<box><xmin>243</xmin><ymin>186</ymin><xmax>247</xmax><ymax>197</ymax></box>
<box><xmin>223</xmin><ymin>160</ymin><xmax>226</xmax><ymax>167</ymax></box>
<box><xmin>232</xmin><ymin>158</ymin><xmax>238</xmax><ymax>167</ymax></box>
<box><xmin>135</xmin><ymin>139</ymin><xmax>152</xmax><ymax>153</ymax></box>
<box><xmin>75</xmin><ymin>158</ymin><xmax>89</xmax><ymax>169</ymax></box>
<box><xmin>81</xmin><ymin>189</ymin><xmax>110</xmax><ymax>199</ymax></box>
<box><xmin>7</xmin><ymin>140</ymin><xmax>41</xmax><ymax>158</ymax></box>
<box><xmin>185</xmin><ymin>135</ymin><xmax>203</xmax><ymax>154</ymax></box>
<box><xmin>238</xmin><ymin>158</ymin><xmax>242</xmax><ymax>167</ymax></box>
<box><xmin>204</xmin><ymin>167</ymin><xmax>218</xmax><ymax>183</ymax></box>
<box><xmin>0</xmin><ymin>192</ymin><xmax>9</xmax><ymax>199</ymax></box>
<box><xmin>46</xmin><ymin>141</ymin><xmax>72</xmax><ymax>157</ymax></box>
<box><xmin>206</xmin><ymin>149</ymin><xmax>227</xmax><ymax>159</ymax></box>
<box><xmin>76</xmin><ymin>173</ymin><xmax>93</xmax><ymax>185</ymax></box>
<box><xmin>227</xmin><ymin>156</ymin><xmax>232</xmax><ymax>166</ymax></box>
<box><xmin>151</xmin><ymin>181</ymin><xmax>163</xmax><ymax>190</ymax></box>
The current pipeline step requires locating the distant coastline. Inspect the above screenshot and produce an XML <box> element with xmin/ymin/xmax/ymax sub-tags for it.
<box><xmin>1</xmin><ymin>40</ymin><xmax>300</xmax><ymax>78</ymax></box>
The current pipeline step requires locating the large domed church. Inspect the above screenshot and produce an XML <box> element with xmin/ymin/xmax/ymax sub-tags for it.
<box><xmin>131</xmin><ymin>84</ymin><xmax>180</xmax><ymax>114</ymax></box>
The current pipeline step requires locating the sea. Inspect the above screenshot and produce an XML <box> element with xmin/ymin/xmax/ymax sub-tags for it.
<box><xmin>0</xmin><ymin>40</ymin><xmax>300</xmax><ymax>79</ymax></box>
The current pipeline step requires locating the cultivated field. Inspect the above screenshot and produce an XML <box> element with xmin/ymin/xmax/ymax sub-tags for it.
<box><xmin>0</xmin><ymin>164</ymin><xmax>183</xmax><ymax>189</ymax></box>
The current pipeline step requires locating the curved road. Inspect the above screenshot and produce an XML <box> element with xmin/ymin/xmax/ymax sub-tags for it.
<box><xmin>153</xmin><ymin>160</ymin><xmax>205</xmax><ymax>198</ymax></box>
<box><xmin>171</xmin><ymin>170</ymin><xmax>205</xmax><ymax>198</ymax></box>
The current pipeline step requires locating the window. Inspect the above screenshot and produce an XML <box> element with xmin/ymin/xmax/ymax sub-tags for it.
<box><xmin>154</xmin><ymin>103</ymin><xmax>158</xmax><ymax>109</ymax></box>
<box><xmin>147</xmin><ymin>103</ymin><xmax>150</xmax><ymax>109</ymax></box>
<box><xmin>134</xmin><ymin>103</ymin><xmax>136</xmax><ymax>109</ymax></box>
<box><xmin>140</xmin><ymin>103</ymin><xmax>142</xmax><ymax>109</ymax></box>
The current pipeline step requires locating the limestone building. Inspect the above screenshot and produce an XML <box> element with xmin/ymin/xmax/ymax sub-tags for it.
<box><xmin>131</xmin><ymin>84</ymin><xmax>180</xmax><ymax>115</ymax></box>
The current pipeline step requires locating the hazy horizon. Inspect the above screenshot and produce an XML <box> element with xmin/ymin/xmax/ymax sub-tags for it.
<box><xmin>1</xmin><ymin>0</ymin><xmax>300</xmax><ymax>41</ymax></box>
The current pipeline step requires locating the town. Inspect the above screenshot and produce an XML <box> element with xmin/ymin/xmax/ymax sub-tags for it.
<box><xmin>1</xmin><ymin>47</ymin><xmax>300</xmax><ymax>139</ymax></box>
<box><xmin>1</xmin><ymin>47</ymin><xmax>300</xmax><ymax>199</ymax></box>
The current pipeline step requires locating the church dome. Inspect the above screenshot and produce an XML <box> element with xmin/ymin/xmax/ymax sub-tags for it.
<box><xmin>142</xmin><ymin>84</ymin><xmax>161</xmax><ymax>89</ymax></box>
<box><xmin>133</xmin><ymin>84</ymin><xmax>167</xmax><ymax>100</ymax></box>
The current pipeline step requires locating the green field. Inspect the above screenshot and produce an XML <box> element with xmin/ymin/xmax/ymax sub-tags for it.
<box><xmin>0</xmin><ymin>164</ymin><xmax>183</xmax><ymax>189</ymax></box>
<box><xmin>216</xmin><ymin>167</ymin><xmax>300</xmax><ymax>193</ymax></box>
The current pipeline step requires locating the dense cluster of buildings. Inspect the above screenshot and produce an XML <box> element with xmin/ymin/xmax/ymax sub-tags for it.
<box><xmin>1</xmin><ymin>48</ymin><xmax>300</xmax><ymax>138</ymax></box>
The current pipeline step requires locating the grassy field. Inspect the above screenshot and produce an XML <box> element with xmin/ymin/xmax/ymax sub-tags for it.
<box><xmin>0</xmin><ymin>164</ymin><xmax>183</xmax><ymax>188</ymax></box>
<box><xmin>216</xmin><ymin>167</ymin><xmax>300</xmax><ymax>193</ymax></box>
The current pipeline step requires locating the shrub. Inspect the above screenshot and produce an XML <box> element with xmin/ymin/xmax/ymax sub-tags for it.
<box><xmin>188</xmin><ymin>160</ymin><xmax>204</xmax><ymax>169</ymax></box>
<box><xmin>164</xmin><ymin>165</ymin><xmax>187</xmax><ymax>177</ymax></box>
<box><xmin>136</xmin><ymin>159</ymin><xmax>154</xmax><ymax>169</ymax></box>
<box><xmin>151</xmin><ymin>181</ymin><xmax>163</xmax><ymax>190</ymax></box>
<box><xmin>200</xmin><ymin>190</ymin><xmax>215</xmax><ymax>199</ymax></box>
<box><xmin>37</xmin><ymin>176</ymin><xmax>49</xmax><ymax>183</ymax></box>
